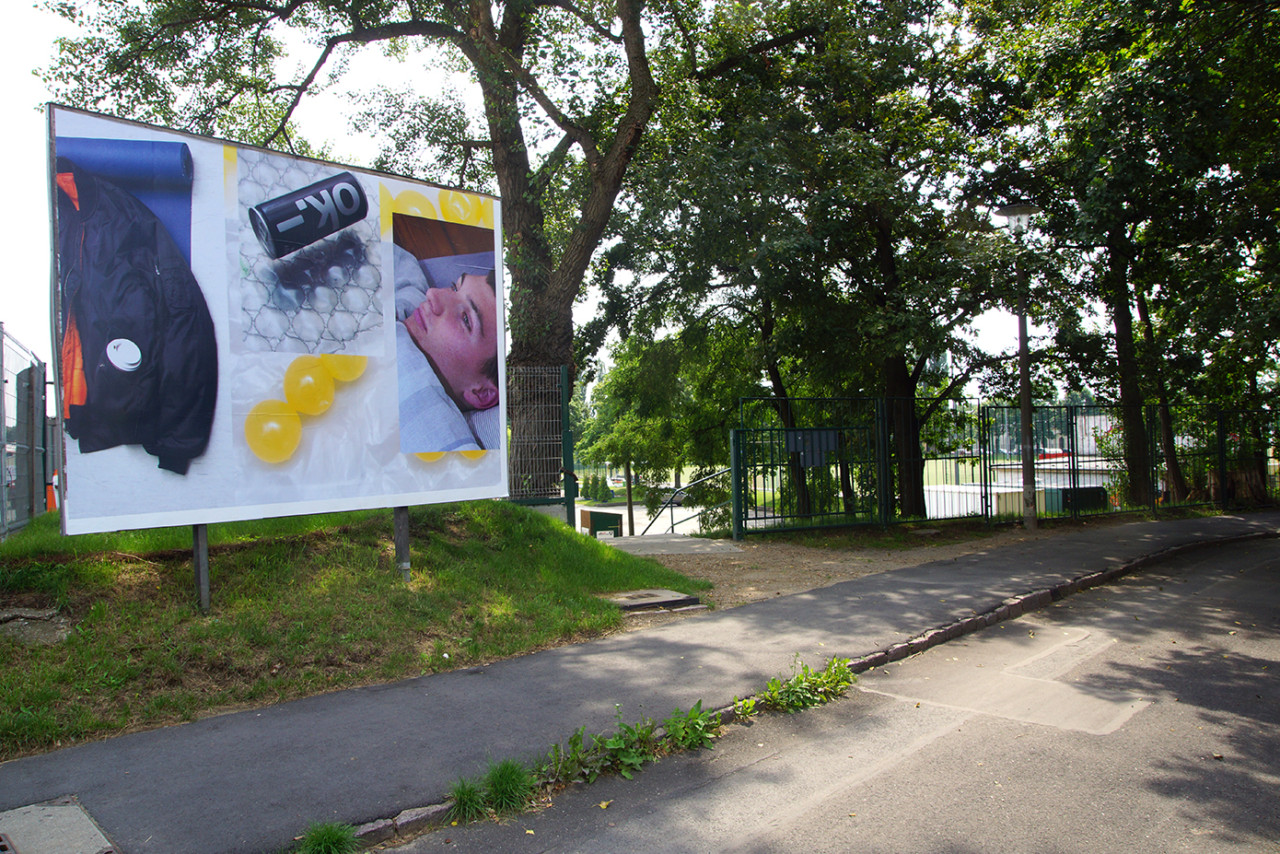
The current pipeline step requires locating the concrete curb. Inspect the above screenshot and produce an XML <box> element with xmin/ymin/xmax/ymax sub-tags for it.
<box><xmin>351</xmin><ymin>527</ymin><xmax>1277</xmax><ymax>850</ymax></box>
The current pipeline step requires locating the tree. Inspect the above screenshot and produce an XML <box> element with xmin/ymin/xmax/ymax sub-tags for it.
<box><xmin>994</xmin><ymin>0</ymin><xmax>1280</xmax><ymax>505</ymax></box>
<box><xmin>45</xmin><ymin>0</ymin><xmax>658</xmax><ymax>375</ymax></box>
<box><xmin>592</xmin><ymin>0</ymin><xmax>1024</xmax><ymax>518</ymax></box>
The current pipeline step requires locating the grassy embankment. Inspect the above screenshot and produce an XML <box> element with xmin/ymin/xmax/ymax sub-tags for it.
<box><xmin>0</xmin><ymin>502</ymin><xmax>710</xmax><ymax>761</ymax></box>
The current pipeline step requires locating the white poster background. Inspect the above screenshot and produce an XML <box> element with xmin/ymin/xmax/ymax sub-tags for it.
<box><xmin>49</xmin><ymin>106</ymin><xmax>508</xmax><ymax>535</ymax></box>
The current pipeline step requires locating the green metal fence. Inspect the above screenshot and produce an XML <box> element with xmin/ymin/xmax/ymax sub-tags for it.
<box><xmin>731</xmin><ymin>398</ymin><xmax>1278</xmax><ymax>538</ymax></box>
<box><xmin>2</xmin><ymin>324</ymin><xmax>49</xmax><ymax>541</ymax></box>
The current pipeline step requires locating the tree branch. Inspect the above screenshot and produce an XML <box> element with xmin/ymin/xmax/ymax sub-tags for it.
<box><xmin>470</xmin><ymin>23</ymin><xmax>603</xmax><ymax>167</ymax></box>
<box><xmin>261</xmin><ymin>18</ymin><xmax>467</xmax><ymax>145</ymax></box>
<box><xmin>693</xmin><ymin>25</ymin><xmax>823</xmax><ymax>81</ymax></box>
<box><xmin>536</xmin><ymin>0</ymin><xmax>622</xmax><ymax>43</ymax></box>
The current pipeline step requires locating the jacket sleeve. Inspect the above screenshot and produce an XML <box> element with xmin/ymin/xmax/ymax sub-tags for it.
<box><xmin>143</xmin><ymin>224</ymin><xmax>218</xmax><ymax>475</ymax></box>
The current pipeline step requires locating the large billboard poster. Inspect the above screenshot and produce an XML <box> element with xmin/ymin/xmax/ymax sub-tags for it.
<box><xmin>48</xmin><ymin>105</ymin><xmax>508</xmax><ymax>535</ymax></box>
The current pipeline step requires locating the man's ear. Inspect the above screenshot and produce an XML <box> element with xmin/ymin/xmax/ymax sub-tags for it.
<box><xmin>463</xmin><ymin>379</ymin><xmax>499</xmax><ymax>411</ymax></box>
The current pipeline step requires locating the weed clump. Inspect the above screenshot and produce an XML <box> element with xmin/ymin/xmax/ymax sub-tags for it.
<box><xmin>446</xmin><ymin>777</ymin><xmax>487</xmax><ymax>823</ymax></box>
<box><xmin>295</xmin><ymin>821</ymin><xmax>360</xmax><ymax>854</ymax></box>
<box><xmin>758</xmin><ymin>656</ymin><xmax>856</xmax><ymax>713</ymax></box>
<box><xmin>484</xmin><ymin>758</ymin><xmax>536</xmax><ymax>814</ymax></box>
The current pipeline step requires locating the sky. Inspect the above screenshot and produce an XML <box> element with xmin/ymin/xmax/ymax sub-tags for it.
<box><xmin>3</xmin><ymin>3</ymin><xmax>1026</xmax><ymax>380</ymax></box>
<box><xmin>3</xmin><ymin>2</ymin><xmax>72</xmax><ymax>365</ymax></box>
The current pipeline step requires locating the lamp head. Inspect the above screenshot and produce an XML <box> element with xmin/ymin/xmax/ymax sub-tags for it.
<box><xmin>995</xmin><ymin>202</ymin><xmax>1041</xmax><ymax>233</ymax></box>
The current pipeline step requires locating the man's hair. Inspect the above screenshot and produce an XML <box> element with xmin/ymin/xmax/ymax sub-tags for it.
<box><xmin>481</xmin><ymin>270</ymin><xmax>499</xmax><ymax>385</ymax></box>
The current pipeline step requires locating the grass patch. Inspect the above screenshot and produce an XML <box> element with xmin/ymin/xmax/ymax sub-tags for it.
<box><xmin>446</xmin><ymin>777</ymin><xmax>488</xmax><ymax>824</ymax></box>
<box><xmin>0</xmin><ymin>502</ymin><xmax>709</xmax><ymax>761</ymax></box>
<box><xmin>483</xmin><ymin>758</ymin><xmax>536</xmax><ymax>815</ymax></box>
<box><xmin>294</xmin><ymin>822</ymin><xmax>360</xmax><ymax>854</ymax></box>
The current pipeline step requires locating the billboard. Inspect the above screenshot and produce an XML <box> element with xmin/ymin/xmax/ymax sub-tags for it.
<box><xmin>48</xmin><ymin>105</ymin><xmax>508</xmax><ymax>535</ymax></box>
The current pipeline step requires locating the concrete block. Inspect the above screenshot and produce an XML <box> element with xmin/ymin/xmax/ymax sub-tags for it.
<box><xmin>859</xmin><ymin>651</ymin><xmax>890</xmax><ymax>670</ymax></box>
<box><xmin>355</xmin><ymin>818</ymin><xmax>395</xmax><ymax>846</ymax></box>
<box><xmin>395</xmin><ymin>803</ymin><xmax>450</xmax><ymax>836</ymax></box>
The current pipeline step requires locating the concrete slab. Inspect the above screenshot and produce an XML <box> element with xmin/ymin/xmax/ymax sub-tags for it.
<box><xmin>601</xmin><ymin>589</ymin><xmax>703</xmax><ymax>611</ymax></box>
<box><xmin>0</xmin><ymin>798</ymin><xmax>116</xmax><ymax>854</ymax></box>
<box><xmin>861</xmin><ymin>621</ymin><xmax>1150</xmax><ymax>735</ymax></box>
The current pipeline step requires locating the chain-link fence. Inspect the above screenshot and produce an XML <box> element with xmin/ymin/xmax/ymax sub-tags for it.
<box><xmin>2</xmin><ymin>324</ymin><xmax>48</xmax><ymax>540</ymax></box>
<box><xmin>507</xmin><ymin>366</ymin><xmax>575</xmax><ymax>523</ymax></box>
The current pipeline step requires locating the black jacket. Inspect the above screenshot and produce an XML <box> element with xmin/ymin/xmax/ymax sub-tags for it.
<box><xmin>56</xmin><ymin>155</ymin><xmax>218</xmax><ymax>475</ymax></box>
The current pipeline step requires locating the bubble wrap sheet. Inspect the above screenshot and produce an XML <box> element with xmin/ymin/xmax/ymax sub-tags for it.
<box><xmin>229</xmin><ymin>150</ymin><xmax>383</xmax><ymax>355</ymax></box>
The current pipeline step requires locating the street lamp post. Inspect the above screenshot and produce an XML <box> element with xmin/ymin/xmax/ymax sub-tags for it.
<box><xmin>995</xmin><ymin>202</ymin><xmax>1041</xmax><ymax>531</ymax></box>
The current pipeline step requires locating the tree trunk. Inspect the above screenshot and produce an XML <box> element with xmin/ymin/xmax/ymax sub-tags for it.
<box><xmin>1134</xmin><ymin>288</ymin><xmax>1188</xmax><ymax>502</ymax></box>
<box><xmin>884</xmin><ymin>356</ymin><xmax>926</xmax><ymax>519</ymax></box>
<box><xmin>466</xmin><ymin>1</ymin><xmax>660</xmax><ymax>495</ymax></box>
<box><xmin>1105</xmin><ymin>229</ymin><xmax>1151</xmax><ymax>507</ymax></box>
<box><xmin>759</xmin><ymin>298</ymin><xmax>811</xmax><ymax>517</ymax></box>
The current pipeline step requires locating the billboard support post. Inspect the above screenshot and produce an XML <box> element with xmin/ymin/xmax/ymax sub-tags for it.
<box><xmin>193</xmin><ymin>524</ymin><xmax>210</xmax><ymax>614</ymax></box>
<box><xmin>394</xmin><ymin>506</ymin><xmax>411</xmax><ymax>581</ymax></box>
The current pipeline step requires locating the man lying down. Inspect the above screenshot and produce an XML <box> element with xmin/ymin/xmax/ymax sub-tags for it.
<box><xmin>394</xmin><ymin>244</ymin><xmax>500</xmax><ymax>452</ymax></box>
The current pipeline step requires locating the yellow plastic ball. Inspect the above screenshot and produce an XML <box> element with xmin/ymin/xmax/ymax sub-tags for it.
<box><xmin>459</xmin><ymin>449</ymin><xmax>487</xmax><ymax>460</ymax></box>
<box><xmin>244</xmin><ymin>399</ymin><xmax>302</xmax><ymax>463</ymax></box>
<box><xmin>319</xmin><ymin>354</ymin><xmax>368</xmax><ymax>383</ymax></box>
<box><xmin>284</xmin><ymin>356</ymin><xmax>335</xmax><ymax>415</ymax></box>
<box><xmin>414</xmin><ymin>452</ymin><xmax>446</xmax><ymax>463</ymax></box>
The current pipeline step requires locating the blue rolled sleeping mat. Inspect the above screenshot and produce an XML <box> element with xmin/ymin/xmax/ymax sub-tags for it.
<box><xmin>55</xmin><ymin>136</ymin><xmax>195</xmax><ymax>261</ymax></box>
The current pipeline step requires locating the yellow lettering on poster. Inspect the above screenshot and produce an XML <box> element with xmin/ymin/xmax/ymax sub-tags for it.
<box><xmin>224</xmin><ymin>146</ymin><xmax>238</xmax><ymax>209</ymax></box>
<box><xmin>439</xmin><ymin>190</ymin><xmax>494</xmax><ymax>228</ymax></box>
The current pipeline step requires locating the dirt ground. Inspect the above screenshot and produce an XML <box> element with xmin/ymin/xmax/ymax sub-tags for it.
<box><xmin>619</xmin><ymin>525</ymin><xmax>1064</xmax><ymax>630</ymax></box>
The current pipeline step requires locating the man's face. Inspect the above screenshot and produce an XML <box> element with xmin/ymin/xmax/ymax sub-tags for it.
<box><xmin>403</xmin><ymin>272</ymin><xmax>498</xmax><ymax>409</ymax></box>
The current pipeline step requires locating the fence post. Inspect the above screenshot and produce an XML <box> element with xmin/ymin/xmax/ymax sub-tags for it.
<box><xmin>978</xmin><ymin>404</ymin><xmax>989</xmax><ymax>523</ymax></box>
<box><xmin>0</xmin><ymin>322</ymin><xmax>7</xmax><ymax>540</ymax></box>
<box><xmin>876</xmin><ymin>398</ymin><xmax>891</xmax><ymax>525</ymax></box>
<box><xmin>1067</xmin><ymin>405</ymin><xmax>1079</xmax><ymax>520</ymax></box>
<box><xmin>1147</xmin><ymin>404</ymin><xmax>1159</xmax><ymax>516</ymax></box>
<box><xmin>560</xmin><ymin>366</ymin><xmax>576</xmax><ymax>527</ymax></box>
<box><xmin>732</xmin><ymin>427</ymin><xmax>742</xmax><ymax>540</ymax></box>
<box><xmin>24</xmin><ymin>363</ymin><xmax>45</xmax><ymax>520</ymax></box>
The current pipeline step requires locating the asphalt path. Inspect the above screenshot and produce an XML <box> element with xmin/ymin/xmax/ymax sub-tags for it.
<box><xmin>401</xmin><ymin>537</ymin><xmax>1280</xmax><ymax>853</ymax></box>
<box><xmin>1</xmin><ymin>513</ymin><xmax>1276</xmax><ymax>853</ymax></box>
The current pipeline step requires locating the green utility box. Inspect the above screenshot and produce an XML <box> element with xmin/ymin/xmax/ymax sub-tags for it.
<box><xmin>1043</xmin><ymin>486</ymin><xmax>1110</xmax><ymax>515</ymax></box>
<box><xmin>580</xmin><ymin>509</ymin><xmax>623</xmax><ymax>538</ymax></box>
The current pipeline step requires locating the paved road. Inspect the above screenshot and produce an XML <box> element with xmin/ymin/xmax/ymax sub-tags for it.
<box><xmin>1</xmin><ymin>513</ymin><xmax>1276</xmax><ymax>854</ymax></box>
<box><xmin>400</xmin><ymin>537</ymin><xmax>1280</xmax><ymax>853</ymax></box>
